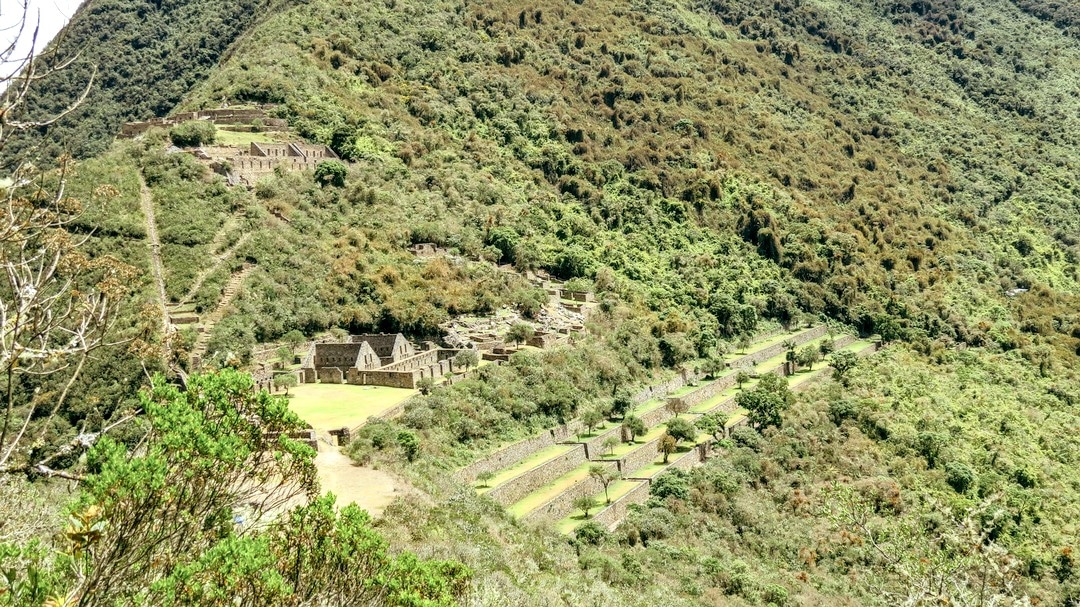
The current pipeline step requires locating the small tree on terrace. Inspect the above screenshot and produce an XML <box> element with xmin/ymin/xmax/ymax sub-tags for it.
<box><xmin>602</xmin><ymin>435</ymin><xmax>620</xmax><ymax>456</ymax></box>
<box><xmin>589</xmin><ymin>464</ymin><xmax>620</xmax><ymax>504</ymax></box>
<box><xmin>666</xmin><ymin>399</ymin><xmax>689</xmax><ymax>418</ymax></box>
<box><xmin>277</xmin><ymin>345</ymin><xmax>294</xmax><ymax>367</ymax></box>
<box><xmin>282</xmin><ymin>329</ymin><xmax>306</xmax><ymax>351</ymax></box>
<box><xmin>736</xmin><ymin>373</ymin><xmax>794</xmax><ymax>430</ymax></box>
<box><xmin>658</xmin><ymin>435</ymin><xmax>677</xmax><ymax>464</ymax></box>
<box><xmin>580</xmin><ymin>407</ymin><xmax>605</xmax><ymax>436</ymax></box>
<box><xmin>665</xmin><ymin>417</ymin><xmax>697</xmax><ymax>445</ymax></box>
<box><xmin>453</xmin><ymin>349</ymin><xmax>480</xmax><ymax>373</ymax></box>
<box><xmin>701</xmin><ymin>354</ymin><xmax>726</xmax><ymax>379</ymax></box>
<box><xmin>696</xmin><ymin>412</ymin><xmax>727</xmax><ymax>442</ymax></box>
<box><xmin>796</xmin><ymin>345</ymin><xmax>820</xmax><ymax>371</ymax></box>
<box><xmin>735</xmin><ymin>370</ymin><xmax>751</xmax><ymax>390</ymax></box>
<box><xmin>506</xmin><ymin>322</ymin><xmax>535</xmax><ymax>348</ymax></box>
<box><xmin>610</xmin><ymin>388</ymin><xmax>633</xmax><ymax>419</ymax></box>
<box><xmin>830</xmin><ymin>350</ymin><xmax>859</xmax><ymax>385</ymax></box>
<box><xmin>273</xmin><ymin>373</ymin><xmax>298</xmax><ymax>395</ymax></box>
<box><xmin>621</xmin><ymin>415</ymin><xmax>646</xmax><ymax>443</ymax></box>
<box><xmin>737</xmin><ymin>333</ymin><xmax>752</xmax><ymax>354</ymax></box>
<box><xmin>573</xmin><ymin>494</ymin><xmax>599</xmax><ymax>518</ymax></box>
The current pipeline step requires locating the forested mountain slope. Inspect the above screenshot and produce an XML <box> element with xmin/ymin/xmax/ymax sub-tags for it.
<box><xmin>177</xmin><ymin>0</ymin><xmax>1079</xmax><ymax>360</ymax></box>
<box><xmin>0</xmin><ymin>0</ymin><xmax>283</xmax><ymax>165</ymax></box>
<box><xmin>4</xmin><ymin>0</ymin><xmax>1080</xmax><ymax>605</ymax></box>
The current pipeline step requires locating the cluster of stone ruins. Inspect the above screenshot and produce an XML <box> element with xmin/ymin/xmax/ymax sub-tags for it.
<box><xmin>120</xmin><ymin>106</ymin><xmax>339</xmax><ymax>186</ymax></box>
<box><xmin>201</xmin><ymin>142</ymin><xmax>338</xmax><ymax>187</ymax></box>
<box><xmin>120</xmin><ymin>106</ymin><xmax>288</xmax><ymax>137</ymax></box>
<box><xmin>295</xmin><ymin>333</ymin><xmax>465</xmax><ymax>389</ymax></box>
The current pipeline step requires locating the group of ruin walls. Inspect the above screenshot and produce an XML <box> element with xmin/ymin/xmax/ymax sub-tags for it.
<box><xmin>486</xmin><ymin>445</ymin><xmax>587</xmax><ymax>507</ymax></box>
<box><xmin>592</xmin><ymin>480</ymin><xmax>651</xmax><ymax>530</ymax></box>
<box><xmin>521</xmin><ymin>472</ymin><xmax>608</xmax><ymax>524</ymax></box>
<box><xmin>380</xmin><ymin>349</ymin><xmax>439</xmax><ymax>372</ymax></box>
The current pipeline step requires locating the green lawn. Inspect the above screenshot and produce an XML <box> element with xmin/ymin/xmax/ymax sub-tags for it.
<box><xmin>597</xmin><ymin>425</ymin><xmax>667</xmax><ymax>459</ymax></box>
<box><xmin>286</xmin><ymin>383</ymin><xmax>415</xmax><ymax>432</ymax></box>
<box><xmin>213</xmin><ymin>129</ymin><xmax>283</xmax><ymax>146</ymax></box>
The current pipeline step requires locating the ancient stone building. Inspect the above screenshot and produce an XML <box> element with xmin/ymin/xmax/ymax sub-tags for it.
<box><xmin>300</xmin><ymin>333</ymin><xmax>458</xmax><ymax>389</ymax></box>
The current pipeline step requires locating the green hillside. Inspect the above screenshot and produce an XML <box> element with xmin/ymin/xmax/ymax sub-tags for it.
<box><xmin>2</xmin><ymin>0</ymin><xmax>1079</xmax><ymax>604</ymax></box>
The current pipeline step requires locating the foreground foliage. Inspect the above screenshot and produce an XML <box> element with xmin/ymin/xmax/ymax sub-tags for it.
<box><xmin>0</xmin><ymin>370</ymin><xmax>471</xmax><ymax>607</ymax></box>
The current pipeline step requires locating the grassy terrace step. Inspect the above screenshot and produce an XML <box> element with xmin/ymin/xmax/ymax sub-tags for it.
<box><xmin>462</xmin><ymin>327</ymin><xmax>825</xmax><ymax>487</ymax></box>
<box><xmin>506</xmin><ymin>463</ymin><xmax>592</xmax><ymax>518</ymax></box>
<box><xmin>555</xmin><ymin>479</ymin><xmax>642</xmax><ymax>534</ymax></box>
<box><xmin>475</xmin><ymin>444</ymin><xmax>577</xmax><ymax>492</ymax></box>
<box><xmin>594</xmin><ymin>424</ymin><xmax>668</xmax><ymax>461</ymax></box>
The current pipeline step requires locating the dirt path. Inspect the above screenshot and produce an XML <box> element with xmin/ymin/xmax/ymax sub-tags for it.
<box><xmin>139</xmin><ymin>177</ymin><xmax>171</xmax><ymax>364</ymax></box>
<box><xmin>313</xmin><ymin>448</ymin><xmax>401</xmax><ymax>516</ymax></box>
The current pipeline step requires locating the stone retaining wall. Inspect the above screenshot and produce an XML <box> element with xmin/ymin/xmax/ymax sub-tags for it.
<box><xmin>577</xmin><ymin>425</ymin><xmax>622</xmax><ymax>459</ymax></box>
<box><xmin>521</xmin><ymin>473</ymin><xmax>606</xmax><ymax>524</ymax></box>
<box><xmin>487</xmin><ymin>445</ymin><xmax>587</xmax><ymax>507</ymax></box>
<box><xmin>617</xmin><ymin>437</ymin><xmax>663</xmax><ymax>474</ymax></box>
<box><xmin>593</xmin><ymin>481</ymin><xmax>651</xmax><ymax>530</ymax></box>
<box><xmin>667</xmin><ymin>375</ymin><xmax>736</xmax><ymax>410</ymax></box>
<box><xmin>640</xmin><ymin>403</ymin><xmax>676</xmax><ymax>428</ymax></box>
<box><xmin>667</xmin><ymin>444</ymin><xmax>706</xmax><ymax>472</ymax></box>
<box><xmin>456</xmin><ymin>427</ymin><xmax>569</xmax><ymax>482</ymax></box>
<box><xmin>729</xmin><ymin>325</ymin><xmax>828</xmax><ymax>370</ymax></box>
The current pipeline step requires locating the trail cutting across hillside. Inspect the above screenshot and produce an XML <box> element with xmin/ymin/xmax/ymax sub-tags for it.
<box><xmin>139</xmin><ymin>177</ymin><xmax>171</xmax><ymax>365</ymax></box>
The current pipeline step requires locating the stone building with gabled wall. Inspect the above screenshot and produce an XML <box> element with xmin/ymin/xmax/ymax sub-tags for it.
<box><xmin>300</xmin><ymin>333</ymin><xmax>461</xmax><ymax>389</ymax></box>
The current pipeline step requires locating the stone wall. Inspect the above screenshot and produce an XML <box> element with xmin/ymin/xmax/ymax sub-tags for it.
<box><xmin>521</xmin><ymin>473</ymin><xmax>605</xmax><ymax>524</ymax></box>
<box><xmin>667</xmin><ymin>375</ymin><xmax>736</xmax><ymax>411</ymax></box>
<box><xmin>667</xmin><ymin>444</ymin><xmax>705</xmax><ymax>472</ymax></box>
<box><xmin>317</xmin><ymin>367</ymin><xmax>343</xmax><ymax>383</ymax></box>
<box><xmin>456</xmin><ymin>424</ymin><xmax>577</xmax><ymax>482</ymax></box>
<box><xmin>563</xmin><ymin>291</ymin><xmax>594</xmax><ymax>303</ymax></box>
<box><xmin>381</xmin><ymin>349</ymin><xmax>439</xmax><ymax>371</ymax></box>
<box><xmin>630</xmin><ymin>371</ymin><xmax>693</xmax><ymax>405</ymax></box>
<box><xmin>729</xmin><ymin>325</ymin><xmax>828</xmax><ymax>370</ymax></box>
<box><xmin>487</xmin><ymin>445</ymin><xmax>587</xmax><ymax>507</ymax></box>
<box><xmin>579</xmin><ymin>425</ymin><xmax>622</xmax><ymax>459</ymax></box>
<box><xmin>351</xmin><ymin>369</ymin><xmax>418</xmax><ymax>389</ymax></box>
<box><xmin>617</xmin><ymin>437</ymin><xmax>663</xmax><ymax>475</ymax></box>
<box><xmin>592</xmin><ymin>481</ymin><xmax>651</xmax><ymax>530</ymax></box>
<box><xmin>640</xmin><ymin>403</ymin><xmax>676</xmax><ymax>428</ymax></box>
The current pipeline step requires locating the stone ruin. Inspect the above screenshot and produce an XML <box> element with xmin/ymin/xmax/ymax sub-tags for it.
<box><xmin>213</xmin><ymin>142</ymin><xmax>339</xmax><ymax>186</ymax></box>
<box><xmin>299</xmin><ymin>333</ymin><xmax>464</xmax><ymax>389</ymax></box>
<box><xmin>120</xmin><ymin>106</ymin><xmax>288</xmax><ymax>138</ymax></box>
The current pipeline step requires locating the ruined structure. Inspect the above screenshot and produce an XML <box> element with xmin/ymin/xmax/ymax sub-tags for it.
<box><xmin>300</xmin><ymin>333</ymin><xmax>462</xmax><ymax>389</ymax></box>
<box><xmin>120</xmin><ymin>107</ymin><xmax>288</xmax><ymax>137</ymax></box>
<box><xmin>222</xmin><ymin>142</ymin><xmax>339</xmax><ymax>185</ymax></box>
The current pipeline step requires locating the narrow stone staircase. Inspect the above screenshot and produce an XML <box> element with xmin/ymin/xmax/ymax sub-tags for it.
<box><xmin>190</xmin><ymin>263</ymin><xmax>256</xmax><ymax>365</ymax></box>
